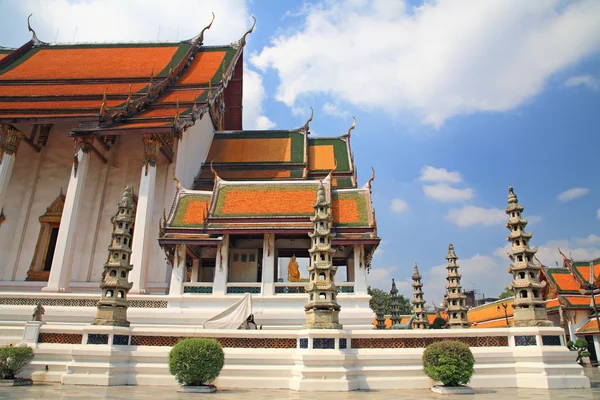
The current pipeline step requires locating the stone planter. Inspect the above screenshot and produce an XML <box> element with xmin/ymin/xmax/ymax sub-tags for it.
<box><xmin>431</xmin><ymin>385</ymin><xmax>474</xmax><ymax>395</ymax></box>
<box><xmin>0</xmin><ymin>378</ymin><xmax>33</xmax><ymax>387</ymax></box>
<box><xmin>177</xmin><ymin>384</ymin><xmax>217</xmax><ymax>393</ymax></box>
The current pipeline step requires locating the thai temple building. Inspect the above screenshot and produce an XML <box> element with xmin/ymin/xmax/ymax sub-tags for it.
<box><xmin>0</xmin><ymin>17</ymin><xmax>379</xmax><ymax>341</ymax></box>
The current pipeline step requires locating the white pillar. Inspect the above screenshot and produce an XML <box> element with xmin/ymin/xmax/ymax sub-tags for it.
<box><xmin>0</xmin><ymin>152</ymin><xmax>16</xmax><ymax>215</ymax></box>
<box><xmin>261</xmin><ymin>233</ymin><xmax>275</xmax><ymax>296</ymax></box>
<box><xmin>43</xmin><ymin>145</ymin><xmax>91</xmax><ymax>293</ymax></box>
<box><xmin>212</xmin><ymin>235</ymin><xmax>230</xmax><ymax>295</ymax></box>
<box><xmin>168</xmin><ymin>244</ymin><xmax>186</xmax><ymax>296</ymax></box>
<box><xmin>130</xmin><ymin>156</ymin><xmax>157</xmax><ymax>294</ymax></box>
<box><xmin>191</xmin><ymin>258</ymin><xmax>200</xmax><ymax>282</ymax></box>
<box><xmin>353</xmin><ymin>244</ymin><xmax>368</xmax><ymax>295</ymax></box>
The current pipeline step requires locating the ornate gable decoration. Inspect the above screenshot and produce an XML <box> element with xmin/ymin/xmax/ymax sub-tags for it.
<box><xmin>40</xmin><ymin>189</ymin><xmax>65</xmax><ymax>223</ymax></box>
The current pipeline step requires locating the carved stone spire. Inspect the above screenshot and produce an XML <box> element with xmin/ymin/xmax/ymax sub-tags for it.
<box><xmin>92</xmin><ymin>186</ymin><xmax>135</xmax><ymax>327</ymax></box>
<box><xmin>506</xmin><ymin>186</ymin><xmax>552</xmax><ymax>327</ymax></box>
<box><xmin>412</xmin><ymin>262</ymin><xmax>429</xmax><ymax>329</ymax></box>
<box><xmin>375</xmin><ymin>297</ymin><xmax>386</xmax><ymax>330</ymax></box>
<box><xmin>445</xmin><ymin>244</ymin><xmax>469</xmax><ymax>328</ymax></box>
<box><xmin>390</xmin><ymin>278</ymin><xmax>401</xmax><ymax>325</ymax></box>
<box><xmin>304</xmin><ymin>180</ymin><xmax>342</xmax><ymax>329</ymax></box>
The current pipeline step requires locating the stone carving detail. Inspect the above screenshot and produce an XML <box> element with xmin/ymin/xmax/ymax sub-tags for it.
<box><xmin>506</xmin><ymin>187</ymin><xmax>552</xmax><ymax>327</ymax></box>
<box><xmin>390</xmin><ymin>279</ymin><xmax>401</xmax><ymax>326</ymax></box>
<box><xmin>304</xmin><ymin>180</ymin><xmax>342</xmax><ymax>329</ymax></box>
<box><xmin>444</xmin><ymin>244</ymin><xmax>469</xmax><ymax>328</ymax></box>
<box><xmin>142</xmin><ymin>134</ymin><xmax>160</xmax><ymax>176</ymax></box>
<box><xmin>92</xmin><ymin>186</ymin><xmax>135</xmax><ymax>327</ymax></box>
<box><xmin>32</xmin><ymin>302</ymin><xmax>45</xmax><ymax>321</ymax></box>
<box><xmin>412</xmin><ymin>262</ymin><xmax>429</xmax><ymax>329</ymax></box>
<box><xmin>73</xmin><ymin>137</ymin><xmax>94</xmax><ymax>178</ymax></box>
<box><xmin>0</xmin><ymin>124</ymin><xmax>23</xmax><ymax>164</ymax></box>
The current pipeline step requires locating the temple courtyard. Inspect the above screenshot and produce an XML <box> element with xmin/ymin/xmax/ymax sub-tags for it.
<box><xmin>1</xmin><ymin>368</ymin><xmax>598</xmax><ymax>400</ymax></box>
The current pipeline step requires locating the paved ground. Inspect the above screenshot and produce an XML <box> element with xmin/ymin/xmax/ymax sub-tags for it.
<box><xmin>1</xmin><ymin>369</ymin><xmax>599</xmax><ymax>400</ymax></box>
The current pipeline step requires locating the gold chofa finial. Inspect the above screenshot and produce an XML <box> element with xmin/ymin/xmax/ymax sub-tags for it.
<box><xmin>326</xmin><ymin>159</ymin><xmax>337</xmax><ymax>181</ymax></box>
<box><xmin>27</xmin><ymin>14</ymin><xmax>40</xmax><ymax>45</ymax></box>
<box><xmin>99</xmin><ymin>88</ymin><xmax>108</xmax><ymax>120</ymax></box>
<box><xmin>173</xmin><ymin>98</ymin><xmax>180</xmax><ymax>126</ymax></box>
<box><xmin>303</xmin><ymin>107</ymin><xmax>314</xmax><ymax>133</ymax></box>
<box><xmin>197</xmin><ymin>12</ymin><xmax>215</xmax><ymax>45</ymax></box>
<box><xmin>172</xmin><ymin>167</ymin><xmax>181</xmax><ymax>191</ymax></box>
<box><xmin>210</xmin><ymin>159</ymin><xmax>219</xmax><ymax>183</ymax></box>
<box><xmin>367</xmin><ymin>167</ymin><xmax>375</xmax><ymax>189</ymax></box>
<box><xmin>346</xmin><ymin>116</ymin><xmax>356</xmax><ymax>138</ymax></box>
<box><xmin>241</xmin><ymin>16</ymin><xmax>256</xmax><ymax>47</ymax></box>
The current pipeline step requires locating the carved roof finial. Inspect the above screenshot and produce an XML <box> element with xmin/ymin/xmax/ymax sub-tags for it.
<box><xmin>446</xmin><ymin>243</ymin><xmax>457</xmax><ymax>259</ymax></box>
<box><xmin>197</xmin><ymin>12</ymin><xmax>215</xmax><ymax>45</ymax></box>
<box><xmin>173</xmin><ymin>98</ymin><xmax>180</xmax><ymax>126</ymax></box>
<box><xmin>172</xmin><ymin>167</ymin><xmax>181</xmax><ymax>191</ymax></box>
<box><xmin>316</xmin><ymin>180</ymin><xmax>326</xmax><ymax>204</ymax></box>
<box><xmin>303</xmin><ymin>106</ymin><xmax>314</xmax><ymax>133</ymax></box>
<box><xmin>209</xmin><ymin>159</ymin><xmax>220</xmax><ymax>183</ymax></box>
<box><xmin>346</xmin><ymin>116</ymin><xmax>356</xmax><ymax>138</ymax></box>
<box><xmin>240</xmin><ymin>16</ymin><xmax>256</xmax><ymax>47</ymax></box>
<box><xmin>326</xmin><ymin>159</ymin><xmax>337</xmax><ymax>181</ymax></box>
<box><xmin>27</xmin><ymin>14</ymin><xmax>40</xmax><ymax>45</ymax></box>
<box><xmin>126</xmin><ymin>84</ymin><xmax>133</xmax><ymax>108</ymax></box>
<box><xmin>99</xmin><ymin>88</ymin><xmax>108</xmax><ymax>120</ymax></box>
<box><xmin>366</xmin><ymin>167</ymin><xmax>375</xmax><ymax>190</ymax></box>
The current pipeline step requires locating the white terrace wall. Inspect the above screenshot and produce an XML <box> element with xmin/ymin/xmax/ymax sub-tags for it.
<box><xmin>21</xmin><ymin>325</ymin><xmax>589</xmax><ymax>391</ymax></box>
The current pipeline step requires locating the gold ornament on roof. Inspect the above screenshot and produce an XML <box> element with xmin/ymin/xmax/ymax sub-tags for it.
<box><xmin>99</xmin><ymin>88</ymin><xmax>109</xmax><ymax>120</ymax></box>
<box><xmin>346</xmin><ymin>116</ymin><xmax>356</xmax><ymax>138</ymax></box>
<box><xmin>367</xmin><ymin>167</ymin><xmax>375</xmax><ymax>190</ymax></box>
<box><xmin>173</xmin><ymin>98</ymin><xmax>180</xmax><ymax>127</ymax></box>
<box><xmin>197</xmin><ymin>12</ymin><xmax>215</xmax><ymax>45</ymax></box>
<box><xmin>303</xmin><ymin>107</ymin><xmax>314</xmax><ymax>133</ymax></box>
<box><xmin>240</xmin><ymin>16</ymin><xmax>256</xmax><ymax>47</ymax></box>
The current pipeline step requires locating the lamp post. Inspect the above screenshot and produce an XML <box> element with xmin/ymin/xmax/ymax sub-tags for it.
<box><xmin>497</xmin><ymin>303</ymin><xmax>509</xmax><ymax>326</ymax></box>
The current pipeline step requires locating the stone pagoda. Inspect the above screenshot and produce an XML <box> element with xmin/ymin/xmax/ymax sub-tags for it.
<box><xmin>92</xmin><ymin>186</ymin><xmax>135</xmax><ymax>327</ymax></box>
<box><xmin>412</xmin><ymin>262</ymin><xmax>429</xmax><ymax>329</ymax></box>
<box><xmin>506</xmin><ymin>186</ymin><xmax>552</xmax><ymax>327</ymax></box>
<box><xmin>390</xmin><ymin>279</ymin><xmax>401</xmax><ymax>326</ymax></box>
<box><xmin>304</xmin><ymin>181</ymin><xmax>342</xmax><ymax>329</ymax></box>
<box><xmin>445</xmin><ymin>244</ymin><xmax>469</xmax><ymax>328</ymax></box>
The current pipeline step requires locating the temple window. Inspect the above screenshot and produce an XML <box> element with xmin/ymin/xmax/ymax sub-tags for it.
<box><xmin>520</xmin><ymin>290</ymin><xmax>527</xmax><ymax>298</ymax></box>
<box><xmin>119</xmin><ymin>223</ymin><xmax>123</xmax><ymax>229</ymax></box>
<box><xmin>319</xmin><ymin>273</ymin><xmax>326</xmax><ymax>280</ymax></box>
<box><xmin>319</xmin><ymin>293</ymin><xmax>326</xmax><ymax>300</ymax></box>
<box><xmin>121</xmin><ymin>271</ymin><xmax>126</xmax><ymax>278</ymax></box>
<box><xmin>332</xmin><ymin>294</ymin><xmax>336</xmax><ymax>301</ymax></box>
<box><xmin>116</xmin><ymin>237</ymin><xmax>121</xmax><ymax>244</ymax></box>
<box><xmin>26</xmin><ymin>190</ymin><xmax>65</xmax><ymax>282</ymax></box>
<box><xmin>122</xmin><ymin>254</ymin><xmax>126</xmax><ymax>260</ymax></box>
<box><xmin>532</xmin><ymin>290</ymin><xmax>539</xmax><ymax>298</ymax></box>
<box><xmin>106</xmin><ymin>290</ymin><xmax>113</xmax><ymax>297</ymax></box>
<box><xmin>110</xmin><ymin>270</ymin><xmax>117</xmax><ymax>277</ymax></box>
<box><xmin>320</xmin><ymin>254</ymin><xmax>325</xmax><ymax>261</ymax></box>
<box><xmin>529</xmin><ymin>272</ymin><xmax>535</xmax><ymax>278</ymax></box>
<box><xmin>118</xmin><ymin>291</ymin><xmax>124</xmax><ymax>298</ymax></box>
<box><xmin>519</xmin><ymin>272</ymin><xmax>525</xmax><ymax>279</ymax></box>
<box><xmin>517</xmin><ymin>255</ymin><xmax>523</xmax><ymax>262</ymax></box>
<box><xmin>516</xmin><ymin>240</ymin><xmax>520</xmax><ymax>246</ymax></box>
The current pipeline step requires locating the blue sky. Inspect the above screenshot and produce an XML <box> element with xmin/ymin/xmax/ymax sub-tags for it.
<box><xmin>1</xmin><ymin>0</ymin><xmax>599</xmax><ymax>303</ymax></box>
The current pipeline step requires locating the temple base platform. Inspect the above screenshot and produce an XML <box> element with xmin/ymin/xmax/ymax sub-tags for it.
<box><xmin>13</xmin><ymin>325</ymin><xmax>590</xmax><ymax>391</ymax></box>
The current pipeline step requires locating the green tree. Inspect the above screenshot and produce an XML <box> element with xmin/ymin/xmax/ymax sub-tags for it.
<box><xmin>498</xmin><ymin>286</ymin><xmax>513</xmax><ymax>299</ymax></box>
<box><xmin>368</xmin><ymin>286</ymin><xmax>411</xmax><ymax>315</ymax></box>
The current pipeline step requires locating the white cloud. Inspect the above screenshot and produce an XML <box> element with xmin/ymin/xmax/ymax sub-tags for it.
<box><xmin>597</xmin><ymin>208</ymin><xmax>600</xmax><ymax>220</ymax></box>
<box><xmin>576</xmin><ymin>234</ymin><xmax>600</xmax><ymax>247</ymax></box>
<box><xmin>419</xmin><ymin>166</ymin><xmax>462</xmax><ymax>183</ymax></box>
<box><xmin>564</xmin><ymin>75</ymin><xmax>600</xmax><ymax>91</ymax></box>
<box><xmin>18</xmin><ymin>0</ymin><xmax>250</xmax><ymax>45</ymax></box>
<box><xmin>252</xmin><ymin>1</ymin><xmax>600</xmax><ymax>126</ymax></box>
<box><xmin>557</xmin><ymin>187</ymin><xmax>590</xmax><ymax>202</ymax></box>
<box><xmin>243</xmin><ymin>65</ymin><xmax>276</xmax><ymax>130</ymax></box>
<box><xmin>423</xmin><ymin>184</ymin><xmax>473</xmax><ymax>202</ymax></box>
<box><xmin>445</xmin><ymin>205</ymin><xmax>505</xmax><ymax>227</ymax></box>
<box><xmin>322</xmin><ymin>103</ymin><xmax>350</xmax><ymax>118</ymax></box>
<box><xmin>527</xmin><ymin>215</ymin><xmax>542</xmax><ymax>225</ymax></box>
<box><xmin>390</xmin><ymin>198</ymin><xmax>408</xmax><ymax>214</ymax></box>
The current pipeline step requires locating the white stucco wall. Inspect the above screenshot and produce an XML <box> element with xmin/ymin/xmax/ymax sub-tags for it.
<box><xmin>0</xmin><ymin>116</ymin><xmax>215</xmax><ymax>292</ymax></box>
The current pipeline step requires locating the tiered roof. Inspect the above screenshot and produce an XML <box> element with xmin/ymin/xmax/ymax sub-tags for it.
<box><xmin>161</xmin><ymin>175</ymin><xmax>377</xmax><ymax>242</ymax></box>
<box><xmin>0</xmin><ymin>16</ymin><xmax>250</xmax><ymax>134</ymax></box>
<box><xmin>193</xmin><ymin>127</ymin><xmax>357</xmax><ymax>190</ymax></box>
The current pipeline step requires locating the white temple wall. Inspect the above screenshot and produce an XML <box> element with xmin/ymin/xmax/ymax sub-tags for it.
<box><xmin>174</xmin><ymin>116</ymin><xmax>214</xmax><ymax>189</ymax></box>
<box><xmin>1</xmin><ymin>124</ymin><xmax>74</xmax><ymax>282</ymax></box>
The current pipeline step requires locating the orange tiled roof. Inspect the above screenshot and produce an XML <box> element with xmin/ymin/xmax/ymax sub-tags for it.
<box><xmin>470</xmin><ymin>318</ymin><xmax>513</xmax><ymax>328</ymax></box>
<box><xmin>0</xmin><ymin>46</ymin><xmax>179</xmax><ymax>80</ymax></box>
<box><xmin>551</xmin><ymin>272</ymin><xmax>581</xmax><ymax>291</ymax></box>
<box><xmin>0</xmin><ymin>83</ymin><xmax>147</xmax><ymax>97</ymax></box>
<box><xmin>178</xmin><ymin>51</ymin><xmax>227</xmax><ymax>84</ymax></box>
<box><xmin>467</xmin><ymin>299</ymin><xmax>514</xmax><ymax>323</ymax></box>
<box><xmin>309</xmin><ymin>145</ymin><xmax>335</xmax><ymax>170</ymax></box>
<box><xmin>157</xmin><ymin>89</ymin><xmax>205</xmax><ymax>103</ymax></box>
<box><xmin>564</xmin><ymin>296</ymin><xmax>591</xmax><ymax>307</ymax></box>
<box><xmin>217</xmin><ymin>185</ymin><xmax>316</xmax><ymax>216</ymax></box>
<box><xmin>207</xmin><ymin>137</ymin><xmax>292</xmax><ymax>163</ymax></box>
<box><xmin>209</xmin><ymin>170</ymin><xmax>292</xmax><ymax>180</ymax></box>
<box><xmin>576</xmin><ymin>265</ymin><xmax>591</xmax><ymax>281</ymax></box>
<box><xmin>576</xmin><ymin>318</ymin><xmax>600</xmax><ymax>335</ymax></box>
<box><xmin>547</xmin><ymin>298</ymin><xmax>560</xmax><ymax>309</ymax></box>
<box><xmin>0</xmin><ymin>99</ymin><xmax>122</xmax><ymax>110</ymax></box>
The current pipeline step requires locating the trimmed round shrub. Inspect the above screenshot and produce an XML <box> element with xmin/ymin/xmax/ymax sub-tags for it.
<box><xmin>169</xmin><ymin>338</ymin><xmax>224</xmax><ymax>386</ymax></box>
<box><xmin>0</xmin><ymin>347</ymin><xmax>34</xmax><ymax>379</ymax></box>
<box><xmin>422</xmin><ymin>340</ymin><xmax>475</xmax><ymax>387</ymax></box>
